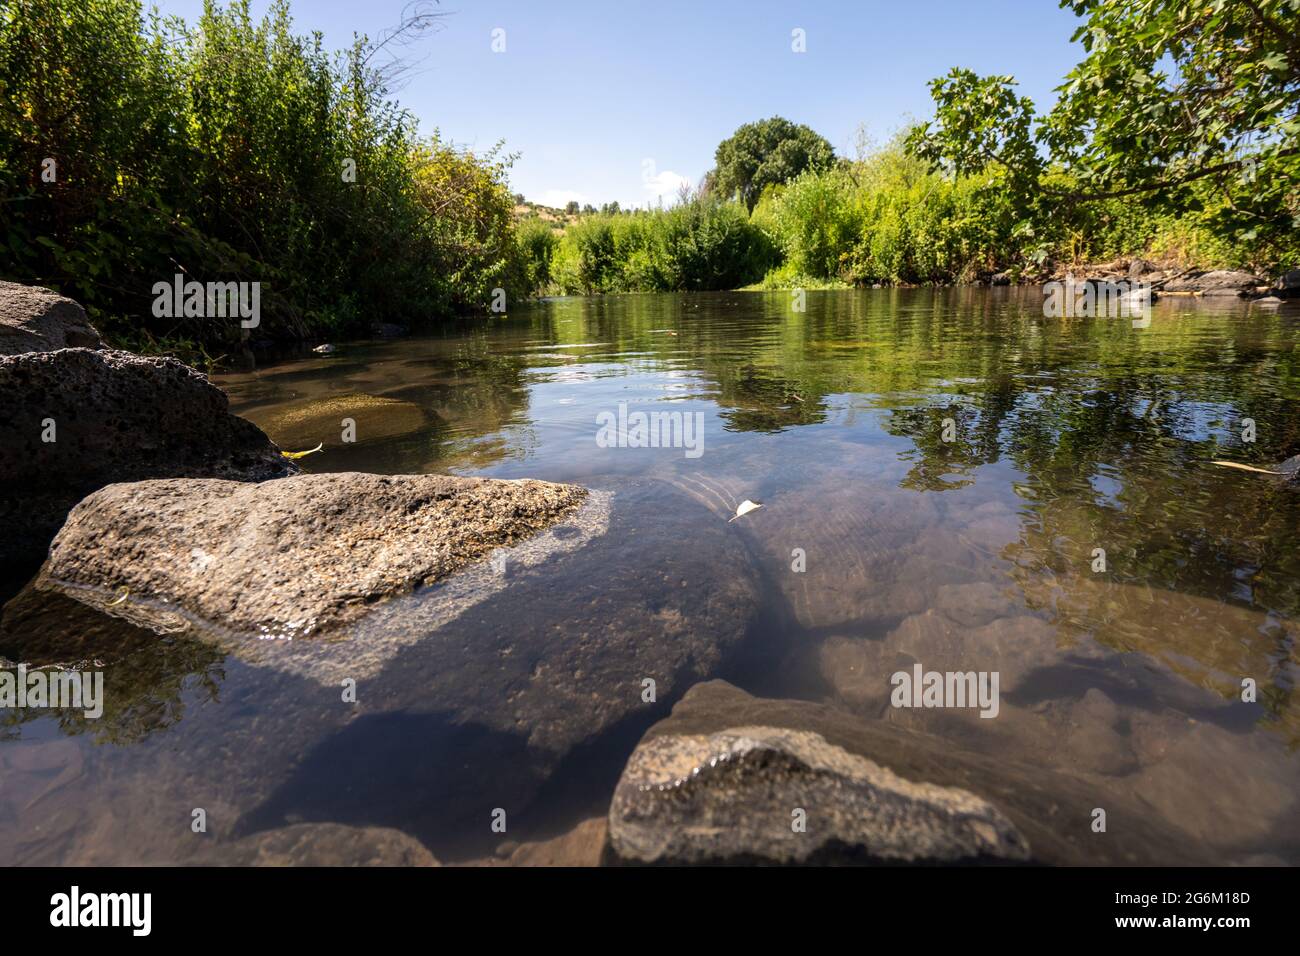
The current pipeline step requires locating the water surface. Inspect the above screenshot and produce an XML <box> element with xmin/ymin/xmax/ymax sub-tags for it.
<box><xmin>3</xmin><ymin>288</ymin><xmax>1298</xmax><ymax>864</ymax></box>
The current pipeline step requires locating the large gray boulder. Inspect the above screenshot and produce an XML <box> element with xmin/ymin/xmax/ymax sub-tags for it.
<box><xmin>39</xmin><ymin>473</ymin><xmax>588</xmax><ymax>641</ymax></box>
<box><xmin>31</xmin><ymin>477</ymin><xmax>759</xmax><ymax>755</ymax></box>
<box><xmin>607</xmin><ymin>681</ymin><xmax>1217</xmax><ymax>865</ymax></box>
<box><xmin>0</xmin><ymin>281</ymin><xmax>105</xmax><ymax>355</ymax></box>
<box><xmin>0</xmin><ymin>348</ymin><xmax>297</xmax><ymax>578</ymax></box>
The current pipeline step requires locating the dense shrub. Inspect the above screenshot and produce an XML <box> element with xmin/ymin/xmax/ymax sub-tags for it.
<box><xmin>548</xmin><ymin>195</ymin><xmax>773</xmax><ymax>294</ymax></box>
<box><xmin>513</xmin><ymin>218</ymin><xmax>560</xmax><ymax>295</ymax></box>
<box><xmin>754</xmin><ymin>145</ymin><xmax>1019</xmax><ymax>285</ymax></box>
<box><xmin>751</xmin><ymin>138</ymin><xmax>1293</xmax><ymax>287</ymax></box>
<box><xmin>0</xmin><ymin>0</ymin><xmax>519</xmax><ymax>346</ymax></box>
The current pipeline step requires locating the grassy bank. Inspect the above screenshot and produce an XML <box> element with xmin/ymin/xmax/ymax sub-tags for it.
<box><xmin>516</xmin><ymin>138</ymin><xmax>1298</xmax><ymax>297</ymax></box>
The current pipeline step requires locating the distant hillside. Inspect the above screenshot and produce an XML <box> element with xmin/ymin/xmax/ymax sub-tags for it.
<box><xmin>512</xmin><ymin>201</ymin><xmax>575</xmax><ymax>230</ymax></box>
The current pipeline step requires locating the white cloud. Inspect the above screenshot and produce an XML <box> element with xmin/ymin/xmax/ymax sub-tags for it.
<box><xmin>641</xmin><ymin>168</ymin><xmax>692</xmax><ymax>205</ymax></box>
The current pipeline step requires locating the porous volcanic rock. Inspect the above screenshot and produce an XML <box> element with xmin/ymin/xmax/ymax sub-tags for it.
<box><xmin>0</xmin><ymin>281</ymin><xmax>105</xmax><ymax>355</ymax></box>
<box><xmin>610</xmin><ymin>725</ymin><xmax>1030</xmax><ymax>865</ymax></box>
<box><xmin>0</xmin><ymin>348</ymin><xmax>297</xmax><ymax>578</ymax></box>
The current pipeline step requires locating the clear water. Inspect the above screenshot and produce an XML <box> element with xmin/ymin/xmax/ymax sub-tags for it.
<box><xmin>3</xmin><ymin>288</ymin><xmax>1298</xmax><ymax>864</ymax></box>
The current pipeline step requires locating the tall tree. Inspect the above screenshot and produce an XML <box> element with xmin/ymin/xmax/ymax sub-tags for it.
<box><xmin>907</xmin><ymin>0</ymin><xmax>1300</xmax><ymax>246</ymax></box>
<box><xmin>713</xmin><ymin>117</ymin><xmax>834</xmax><ymax>211</ymax></box>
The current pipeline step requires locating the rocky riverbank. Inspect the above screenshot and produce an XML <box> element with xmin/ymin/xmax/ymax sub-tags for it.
<box><xmin>0</xmin><ymin>282</ymin><xmax>300</xmax><ymax>582</ymax></box>
<box><xmin>992</xmin><ymin>259</ymin><xmax>1300</xmax><ymax>302</ymax></box>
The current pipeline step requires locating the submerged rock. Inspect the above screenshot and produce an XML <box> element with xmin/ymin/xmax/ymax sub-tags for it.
<box><xmin>128</xmin><ymin>479</ymin><xmax>760</xmax><ymax>862</ymax></box>
<box><xmin>607</xmin><ymin>680</ymin><xmax>1216</xmax><ymax>865</ymax></box>
<box><xmin>256</xmin><ymin>393</ymin><xmax>427</xmax><ymax>449</ymax></box>
<box><xmin>322</xmin><ymin>478</ymin><xmax>760</xmax><ymax>752</ymax></box>
<box><xmin>212</xmin><ymin>823</ymin><xmax>438</xmax><ymax>866</ymax></box>
<box><xmin>0</xmin><ymin>281</ymin><xmax>105</xmax><ymax>355</ymax></box>
<box><xmin>39</xmin><ymin>472</ymin><xmax>588</xmax><ymax>640</ymax></box>
<box><xmin>0</xmin><ymin>348</ymin><xmax>297</xmax><ymax>579</ymax></box>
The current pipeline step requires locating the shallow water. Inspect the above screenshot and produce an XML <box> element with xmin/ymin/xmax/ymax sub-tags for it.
<box><xmin>3</xmin><ymin>288</ymin><xmax>1299</xmax><ymax>864</ymax></box>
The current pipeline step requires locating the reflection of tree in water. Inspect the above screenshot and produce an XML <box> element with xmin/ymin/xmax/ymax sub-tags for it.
<box><xmin>886</xmin><ymin>404</ymin><xmax>986</xmax><ymax>490</ymax></box>
<box><xmin>977</xmin><ymin>377</ymin><xmax>1300</xmax><ymax>610</ymax></box>
<box><xmin>1</xmin><ymin>588</ymin><xmax>225</xmax><ymax>744</ymax></box>
<box><xmin>859</xmin><ymin>306</ymin><xmax>1300</xmax><ymax>745</ymax></box>
<box><xmin>974</xmin><ymin>382</ymin><xmax>1300</xmax><ymax>746</ymax></box>
<box><xmin>713</xmin><ymin>363</ymin><xmax>826</xmax><ymax>433</ymax></box>
<box><xmin>1001</xmin><ymin>436</ymin><xmax>1300</xmax><ymax>746</ymax></box>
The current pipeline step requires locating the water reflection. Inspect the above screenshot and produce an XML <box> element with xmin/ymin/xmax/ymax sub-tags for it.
<box><xmin>1</xmin><ymin>587</ymin><xmax>225</xmax><ymax>744</ymax></box>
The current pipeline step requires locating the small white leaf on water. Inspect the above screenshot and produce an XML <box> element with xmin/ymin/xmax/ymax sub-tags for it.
<box><xmin>729</xmin><ymin>499</ymin><xmax>763</xmax><ymax>522</ymax></box>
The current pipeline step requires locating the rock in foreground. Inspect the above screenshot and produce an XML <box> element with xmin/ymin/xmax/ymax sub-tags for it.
<box><xmin>146</xmin><ymin>479</ymin><xmax>758</xmax><ymax>861</ymax></box>
<box><xmin>0</xmin><ymin>348</ymin><xmax>297</xmax><ymax>577</ymax></box>
<box><xmin>0</xmin><ymin>281</ymin><xmax>106</xmax><ymax>355</ymax></box>
<box><xmin>608</xmin><ymin>681</ymin><xmax>1215</xmax><ymax>865</ymax></box>
<box><xmin>610</xmin><ymin>725</ymin><xmax>1030</xmax><ymax>865</ymax></box>
<box><xmin>41</xmin><ymin>473</ymin><xmax>588</xmax><ymax>640</ymax></box>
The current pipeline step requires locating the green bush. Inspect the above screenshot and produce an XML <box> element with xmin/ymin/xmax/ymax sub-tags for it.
<box><xmin>0</xmin><ymin>0</ymin><xmax>520</xmax><ymax>346</ymax></box>
<box><xmin>751</xmin><ymin>135</ymin><xmax>1290</xmax><ymax>287</ymax></box>
<box><xmin>755</xmin><ymin>143</ymin><xmax>1017</xmax><ymax>285</ymax></box>
<box><xmin>514</xmin><ymin>218</ymin><xmax>559</xmax><ymax>295</ymax></box>
<box><xmin>548</xmin><ymin>196</ymin><xmax>773</xmax><ymax>294</ymax></box>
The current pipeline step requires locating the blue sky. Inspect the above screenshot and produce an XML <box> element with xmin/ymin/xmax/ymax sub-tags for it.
<box><xmin>152</xmin><ymin>0</ymin><xmax>1086</xmax><ymax>208</ymax></box>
